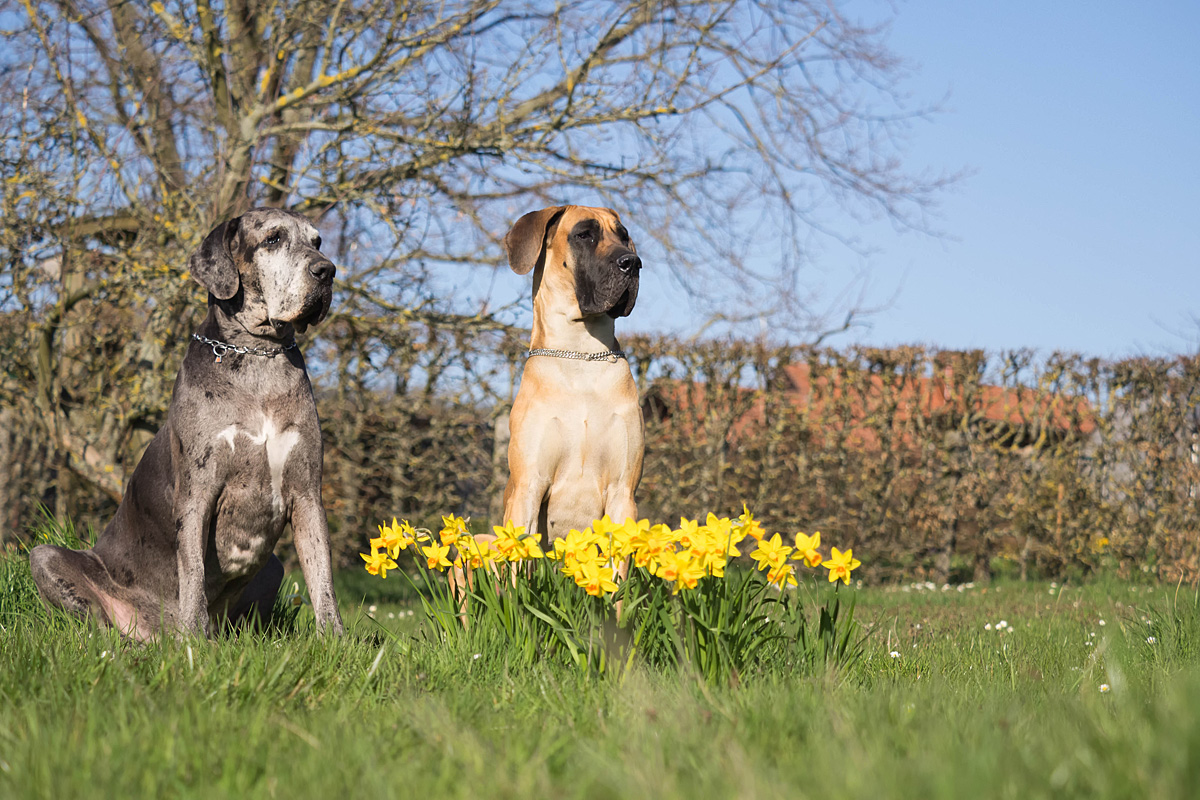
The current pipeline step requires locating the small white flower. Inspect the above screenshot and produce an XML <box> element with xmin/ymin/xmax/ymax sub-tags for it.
<box><xmin>99</xmin><ymin>650</ymin><xmax>108</xmax><ymax>659</ymax></box>
<box><xmin>1100</xmin><ymin>684</ymin><xmax>1110</xmax><ymax>693</ymax></box>
<box><xmin>1099</xmin><ymin>619</ymin><xmax>1106</xmax><ymax>626</ymax></box>
<box><xmin>1085</xmin><ymin>641</ymin><xmax>1093</xmax><ymax>647</ymax></box>
<box><xmin>1089</xmin><ymin>632</ymin><xmax>1096</xmax><ymax>638</ymax></box>
<box><xmin>1147</xmin><ymin>636</ymin><xmax>1157</xmax><ymax>644</ymax></box>
<box><xmin>985</xmin><ymin>623</ymin><xmax>993</xmax><ymax>630</ymax></box>
<box><xmin>890</xmin><ymin>651</ymin><xmax>901</xmax><ymax>658</ymax></box>
<box><xmin>1050</xmin><ymin>582</ymin><xmax>1058</xmax><ymax>589</ymax></box>
<box><xmin>1048</xmin><ymin>588</ymin><xmax>1056</xmax><ymax>595</ymax></box>
<box><xmin>388</xmin><ymin>612</ymin><xmax>395</xmax><ymax>619</ymax></box>
<box><xmin>998</xmin><ymin>620</ymin><xmax>1008</xmax><ymax>629</ymax></box>
<box><xmin>368</xmin><ymin>604</ymin><xmax>378</xmax><ymax>613</ymax></box>
<box><xmin>472</xmin><ymin>653</ymin><xmax>481</xmax><ymax>660</ymax></box>
<box><xmin>915</xmin><ymin>623</ymin><xmax>922</xmax><ymax>630</ymax></box>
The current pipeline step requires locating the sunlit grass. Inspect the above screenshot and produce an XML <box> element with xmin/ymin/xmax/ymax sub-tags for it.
<box><xmin>3</xmin><ymin>522</ymin><xmax>1200</xmax><ymax>798</ymax></box>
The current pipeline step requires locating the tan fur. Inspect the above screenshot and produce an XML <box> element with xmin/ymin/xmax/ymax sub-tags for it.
<box><xmin>454</xmin><ymin>207</ymin><xmax>644</xmax><ymax>608</ymax></box>
<box><xmin>504</xmin><ymin>206</ymin><xmax>644</xmax><ymax>542</ymax></box>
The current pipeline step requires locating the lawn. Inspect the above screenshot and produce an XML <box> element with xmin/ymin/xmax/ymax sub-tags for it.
<box><xmin>3</xmin><ymin>540</ymin><xmax>1199</xmax><ymax>799</ymax></box>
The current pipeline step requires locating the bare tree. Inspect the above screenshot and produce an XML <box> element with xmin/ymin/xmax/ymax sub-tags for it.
<box><xmin>0</xmin><ymin>0</ymin><xmax>948</xmax><ymax>522</ymax></box>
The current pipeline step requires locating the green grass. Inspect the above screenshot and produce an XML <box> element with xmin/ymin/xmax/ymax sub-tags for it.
<box><xmin>3</xmin><ymin>532</ymin><xmax>1200</xmax><ymax>798</ymax></box>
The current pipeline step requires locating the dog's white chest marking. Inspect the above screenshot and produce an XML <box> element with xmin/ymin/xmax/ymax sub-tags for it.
<box><xmin>215</xmin><ymin>418</ymin><xmax>300</xmax><ymax>513</ymax></box>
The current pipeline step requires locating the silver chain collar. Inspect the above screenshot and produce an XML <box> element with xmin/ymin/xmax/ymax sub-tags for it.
<box><xmin>192</xmin><ymin>333</ymin><xmax>298</xmax><ymax>364</ymax></box>
<box><xmin>526</xmin><ymin>348</ymin><xmax>626</xmax><ymax>363</ymax></box>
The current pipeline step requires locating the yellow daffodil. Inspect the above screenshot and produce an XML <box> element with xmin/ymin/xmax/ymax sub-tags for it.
<box><xmin>493</xmin><ymin>520</ymin><xmax>544</xmax><ymax>562</ymax></box>
<box><xmin>555</xmin><ymin>528</ymin><xmax>597</xmax><ymax>562</ymax></box>
<box><xmin>632</xmin><ymin>523</ymin><xmax>674</xmax><ymax>569</ymax></box>
<box><xmin>704</xmin><ymin>512</ymin><xmax>733</xmax><ymax>542</ymax></box>
<box><xmin>735</xmin><ymin>504</ymin><xmax>765</xmax><ymax>542</ymax></box>
<box><xmin>675</xmin><ymin>517</ymin><xmax>701</xmax><ymax>547</ymax></box>
<box><xmin>592</xmin><ymin>514</ymin><xmax>619</xmax><ymax>538</ymax></box>
<box><xmin>674</xmin><ymin>554</ymin><xmax>707</xmax><ymax>593</ymax></box>
<box><xmin>576</xmin><ymin>560</ymin><xmax>619</xmax><ymax>596</ymax></box>
<box><xmin>421</xmin><ymin>541</ymin><xmax>452</xmax><ymax>571</ymax></box>
<box><xmin>440</xmin><ymin>514</ymin><xmax>469</xmax><ymax>546</ymax></box>
<box><xmin>561</xmin><ymin>542</ymin><xmax>603</xmax><ymax>580</ymax></box>
<box><xmin>361</xmin><ymin>548</ymin><xmax>398</xmax><ymax>578</ymax></box>
<box><xmin>767</xmin><ymin>562</ymin><xmax>798</xmax><ymax>588</ymax></box>
<box><xmin>376</xmin><ymin>518</ymin><xmax>416</xmax><ymax>557</ymax></box>
<box><xmin>612</xmin><ymin>517</ymin><xmax>648</xmax><ymax>560</ymax></box>
<box><xmin>791</xmin><ymin>531</ymin><xmax>822</xmax><ymax>568</ymax></box>
<box><xmin>655</xmin><ymin>549</ymin><xmax>685</xmax><ymax>583</ymax></box>
<box><xmin>823</xmin><ymin>546</ymin><xmax>861</xmax><ymax>584</ymax></box>
<box><xmin>456</xmin><ymin>535</ymin><xmax>493</xmax><ymax>570</ymax></box>
<box><xmin>750</xmin><ymin>533</ymin><xmax>793</xmax><ymax>571</ymax></box>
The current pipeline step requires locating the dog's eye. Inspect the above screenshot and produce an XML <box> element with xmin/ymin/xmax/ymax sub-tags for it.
<box><xmin>575</xmin><ymin>230</ymin><xmax>594</xmax><ymax>242</ymax></box>
<box><xmin>313</xmin><ymin>236</ymin><xmax>322</xmax><ymax>249</ymax></box>
<box><xmin>265</xmin><ymin>232</ymin><xmax>281</xmax><ymax>246</ymax></box>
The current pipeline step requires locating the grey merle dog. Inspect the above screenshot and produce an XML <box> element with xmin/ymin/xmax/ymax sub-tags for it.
<box><xmin>30</xmin><ymin>208</ymin><xmax>344</xmax><ymax>639</ymax></box>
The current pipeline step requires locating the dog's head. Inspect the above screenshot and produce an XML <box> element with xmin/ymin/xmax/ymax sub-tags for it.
<box><xmin>187</xmin><ymin>208</ymin><xmax>335</xmax><ymax>337</ymax></box>
<box><xmin>504</xmin><ymin>205</ymin><xmax>640</xmax><ymax>319</ymax></box>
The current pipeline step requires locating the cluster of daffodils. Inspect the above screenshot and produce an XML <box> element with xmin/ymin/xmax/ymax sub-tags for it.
<box><xmin>361</xmin><ymin>507</ymin><xmax>861</xmax><ymax>597</ymax></box>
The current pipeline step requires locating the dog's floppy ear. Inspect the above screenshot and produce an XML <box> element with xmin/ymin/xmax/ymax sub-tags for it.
<box><xmin>504</xmin><ymin>206</ymin><xmax>566</xmax><ymax>275</ymax></box>
<box><xmin>187</xmin><ymin>217</ymin><xmax>241</xmax><ymax>300</ymax></box>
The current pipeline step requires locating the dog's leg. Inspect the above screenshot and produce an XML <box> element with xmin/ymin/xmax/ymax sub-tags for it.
<box><xmin>604</xmin><ymin>492</ymin><xmax>639</xmax><ymax>619</ymax></box>
<box><xmin>173</xmin><ymin>429</ymin><xmax>220</xmax><ymax>638</ymax></box>
<box><xmin>224</xmin><ymin>553</ymin><xmax>284</xmax><ymax>631</ymax></box>
<box><xmin>29</xmin><ymin>545</ymin><xmax>156</xmax><ymax>639</ymax></box>
<box><xmin>291</xmin><ymin>495</ymin><xmax>344</xmax><ymax>635</ymax></box>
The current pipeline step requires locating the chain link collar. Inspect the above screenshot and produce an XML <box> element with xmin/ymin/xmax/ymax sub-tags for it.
<box><xmin>526</xmin><ymin>348</ymin><xmax>626</xmax><ymax>363</ymax></box>
<box><xmin>192</xmin><ymin>333</ymin><xmax>298</xmax><ymax>364</ymax></box>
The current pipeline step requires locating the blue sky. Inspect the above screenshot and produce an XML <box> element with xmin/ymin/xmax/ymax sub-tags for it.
<box><xmin>845</xmin><ymin>0</ymin><xmax>1200</xmax><ymax>357</ymax></box>
<box><xmin>629</xmin><ymin>1</ymin><xmax>1200</xmax><ymax>358</ymax></box>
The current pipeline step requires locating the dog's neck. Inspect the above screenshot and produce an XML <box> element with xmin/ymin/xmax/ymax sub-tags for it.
<box><xmin>199</xmin><ymin>303</ymin><xmax>295</xmax><ymax>350</ymax></box>
<box><xmin>530</xmin><ymin>267</ymin><xmax>620</xmax><ymax>353</ymax></box>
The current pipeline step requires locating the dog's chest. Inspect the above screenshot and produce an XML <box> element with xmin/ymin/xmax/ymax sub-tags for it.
<box><xmin>212</xmin><ymin>414</ymin><xmax>303</xmax><ymax>570</ymax></box>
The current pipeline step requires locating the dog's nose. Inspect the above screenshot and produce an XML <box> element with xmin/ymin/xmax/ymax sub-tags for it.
<box><xmin>309</xmin><ymin>260</ymin><xmax>336</xmax><ymax>284</ymax></box>
<box><xmin>617</xmin><ymin>253</ymin><xmax>641</xmax><ymax>273</ymax></box>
